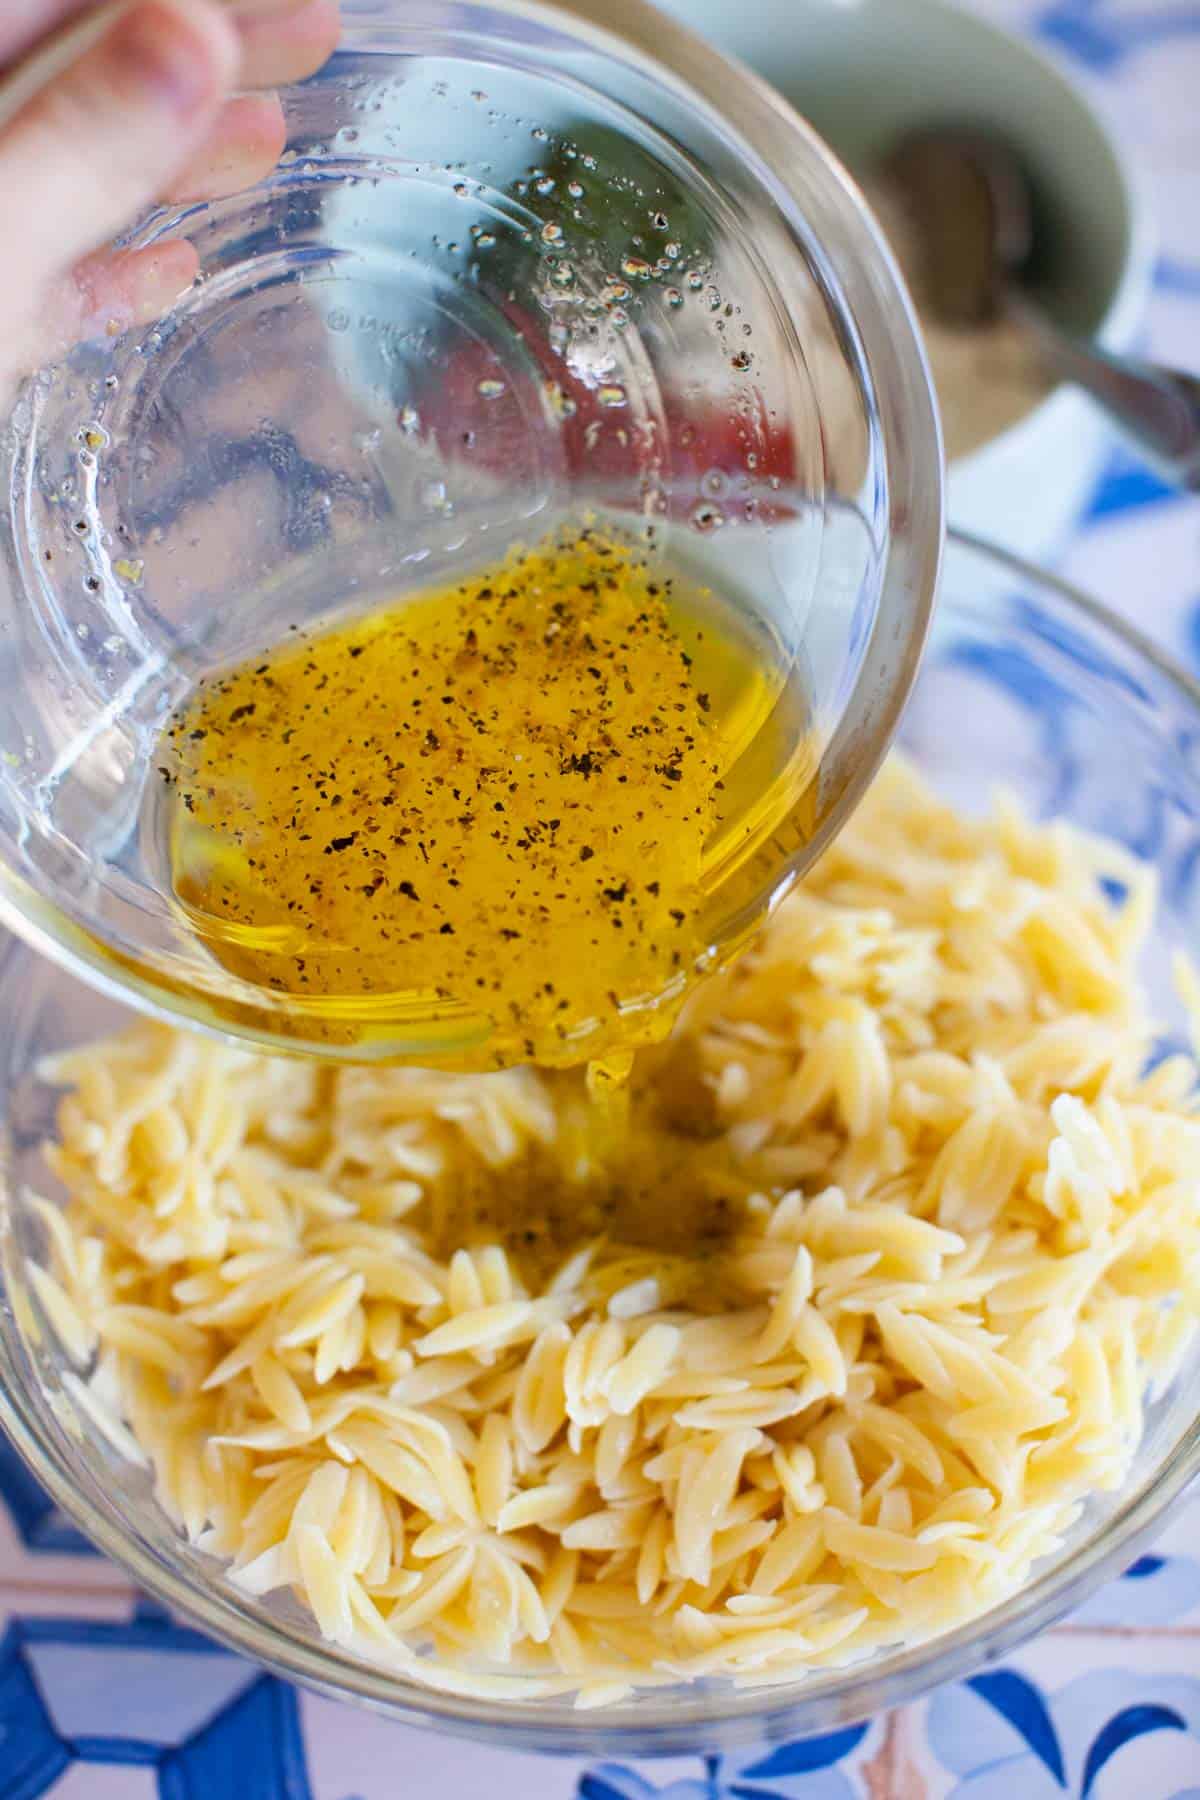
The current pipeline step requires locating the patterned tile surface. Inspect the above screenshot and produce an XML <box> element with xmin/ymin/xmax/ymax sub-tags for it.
<box><xmin>3</xmin><ymin>0</ymin><xmax>1200</xmax><ymax>1792</ymax></box>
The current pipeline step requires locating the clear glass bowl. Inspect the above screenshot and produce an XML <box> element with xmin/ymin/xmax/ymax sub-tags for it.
<box><xmin>0</xmin><ymin>0</ymin><xmax>940</xmax><ymax>1067</ymax></box>
<box><xmin>2</xmin><ymin>531</ymin><xmax>1199</xmax><ymax>1754</ymax></box>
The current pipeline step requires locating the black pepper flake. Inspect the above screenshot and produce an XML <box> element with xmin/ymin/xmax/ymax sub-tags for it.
<box><xmin>579</xmin><ymin>845</ymin><xmax>595</xmax><ymax>862</ymax></box>
<box><xmin>229</xmin><ymin>703</ymin><xmax>257</xmax><ymax>723</ymax></box>
<box><xmin>398</xmin><ymin>880</ymin><xmax>419</xmax><ymax>900</ymax></box>
<box><xmin>325</xmin><ymin>833</ymin><xmax>358</xmax><ymax>853</ymax></box>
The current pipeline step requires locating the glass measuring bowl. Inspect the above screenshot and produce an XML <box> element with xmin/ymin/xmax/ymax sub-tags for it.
<box><xmin>3</xmin><ymin>534</ymin><xmax>1200</xmax><ymax>1750</ymax></box>
<box><xmin>0</xmin><ymin>0</ymin><xmax>942</xmax><ymax>1064</ymax></box>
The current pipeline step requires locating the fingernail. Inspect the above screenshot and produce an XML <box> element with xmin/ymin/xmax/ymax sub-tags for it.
<box><xmin>112</xmin><ymin>2</ymin><xmax>232</xmax><ymax>118</ymax></box>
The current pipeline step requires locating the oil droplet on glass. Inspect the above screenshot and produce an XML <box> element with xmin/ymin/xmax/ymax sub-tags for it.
<box><xmin>420</xmin><ymin>479</ymin><xmax>452</xmax><ymax>513</ymax></box>
<box><xmin>664</xmin><ymin>287</ymin><xmax>683</xmax><ymax>308</ymax></box>
<box><xmin>535</xmin><ymin>176</ymin><xmax>556</xmax><ymax>196</ymax></box>
<box><xmin>731</xmin><ymin>350</ymin><xmax>753</xmax><ymax>371</ymax></box>
<box><xmin>597</xmin><ymin>385</ymin><xmax>627</xmax><ymax>409</ymax></box>
<box><xmin>621</xmin><ymin>256</ymin><xmax>652</xmax><ymax>281</ymax></box>
<box><xmin>541</xmin><ymin>222</ymin><xmax>564</xmax><ymax>245</ymax></box>
<box><xmin>399</xmin><ymin>405</ymin><xmax>420</xmax><ymax>434</ymax></box>
<box><xmin>690</xmin><ymin>502</ymin><xmax>725</xmax><ymax>532</ymax></box>
<box><xmin>567</xmin><ymin>180</ymin><xmax>584</xmax><ymax>199</ymax></box>
<box><xmin>545</xmin><ymin>382</ymin><xmax>578</xmax><ymax>420</ymax></box>
<box><xmin>477</xmin><ymin>378</ymin><xmax>507</xmax><ymax>399</ymax></box>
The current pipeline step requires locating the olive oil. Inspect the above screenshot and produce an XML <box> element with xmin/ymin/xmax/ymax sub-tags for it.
<box><xmin>158</xmin><ymin>524</ymin><xmax>813</xmax><ymax>1069</ymax></box>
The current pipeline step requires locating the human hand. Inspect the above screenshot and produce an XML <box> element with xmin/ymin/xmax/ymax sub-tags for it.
<box><xmin>0</xmin><ymin>0</ymin><xmax>340</xmax><ymax>400</ymax></box>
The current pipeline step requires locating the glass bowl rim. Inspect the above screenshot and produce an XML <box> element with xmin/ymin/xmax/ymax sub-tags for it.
<box><xmin>0</xmin><ymin>0</ymin><xmax>943</xmax><ymax>1062</ymax></box>
<box><xmin>1</xmin><ymin>527</ymin><xmax>1199</xmax><ymax>1753</ymax></box>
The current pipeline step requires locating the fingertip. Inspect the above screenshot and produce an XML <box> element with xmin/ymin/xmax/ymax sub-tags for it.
<box><xmin>166</xmin><ymin>92</ymin><xmax>287</xmax><ymax>201</ymax></box>
<box><xmin>111</xmin><ymin>0</ymin><xmax>241</xmax><ymax>119</ymax></box>
<box><xmin>35</xmin><ymin>241</ymin><xmax>200</xmax><ymax>370</ymax></box>
<box><xmin>236</xmin><ymin>0</ymin><xmax>340</xmax><ymax>89</ymax></box>
<box><xmin>125</xmin><ymin>239</ymin><xmax>203</xmax><ymax>320</ymax></box>
<box><xmin>73</xmin><ymin>240</ymin><xmax>201</xmax><ymax>339</ymax></box>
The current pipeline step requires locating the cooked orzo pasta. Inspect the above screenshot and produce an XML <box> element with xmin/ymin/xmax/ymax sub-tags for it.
<box><xmin>29</xmin><ymin>759</ymin><xmax>1200</xmax><ymax>1704</ymax></box>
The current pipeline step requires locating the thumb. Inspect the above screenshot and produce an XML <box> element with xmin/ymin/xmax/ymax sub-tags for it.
<box><xmin>0</xmin><ymin>0</ymin><xmax>239</xmax><ymax>308</ymax></box>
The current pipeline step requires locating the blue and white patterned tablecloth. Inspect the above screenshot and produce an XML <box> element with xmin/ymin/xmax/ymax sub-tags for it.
<box><xmin>4</xmin><ymin>1</ymin><xmax>1200</xmax><ymax>1794</ymax></box>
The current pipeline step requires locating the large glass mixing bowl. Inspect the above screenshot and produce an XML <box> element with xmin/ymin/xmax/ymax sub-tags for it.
<box><xmin>0</xmin><ymin>0</ymin><xmax>940</xmax><ymax>1066</ymax></box>
<box><xmin>2</xmin><ymin>533</ymin><xmax>1199</xmax><ymax>1754</ymax></box>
